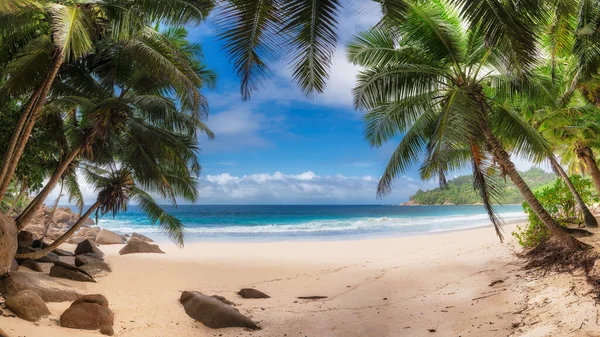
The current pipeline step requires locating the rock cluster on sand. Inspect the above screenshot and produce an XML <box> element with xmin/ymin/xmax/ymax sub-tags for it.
<box><xmin>95</xmin><ymin>229</ymin><xmax>126</xmax><ymax>245</ymax></box>
<box><xmin>0</xmin><ymin>271</ymin><xmax>81</xmax><ymax>302</ymax></box>
<box><xmin>49</xmin><ymin>261</ymin><xmax>96</xmax><ymax>283</ymax></box>
<box><xmin>179</xmin><ymin>291</ymin><xmax>259</xmax><ymax>329</ymax></box>
<box><xmin>119</xmin><ymin>237</ymin><xmax>165</xmax><ymax>255</ymax></box>
<box><xmin>238</xmin><ymin>288</ymin><xmax>270</xmax><ymax>299</ymax></box>
<box><xmin>4</xmin><ymin>289</ymin><xmax>50</xmax><ymax>322</ymax></box>
<box><xmin>21</xmin><ymin>206</ymin><xmax>95</xmax><ymax>242</ymax></box>
<box><xmin>60</xmin><ymin>294</ymin><xmax>114</xmax><ymax>336</ymax></box>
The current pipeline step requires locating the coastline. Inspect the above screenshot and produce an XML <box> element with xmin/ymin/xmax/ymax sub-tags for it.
<box><xmin>2</xmin><ymin>223</ymin><xmax>528</xmax><ymax>337</ymax></box>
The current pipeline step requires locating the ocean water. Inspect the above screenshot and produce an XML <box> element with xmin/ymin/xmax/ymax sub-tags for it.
<box><xmin>94</xmin><ymin>205</ymin><xmax>526</xmax><ymax>242</ymax></box>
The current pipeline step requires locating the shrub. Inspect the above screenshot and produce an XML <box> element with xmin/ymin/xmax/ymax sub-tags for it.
<box><xmin>513</xmin><ymin>175</ymin><xmax>597</xmax><ymax>247</ymax></box>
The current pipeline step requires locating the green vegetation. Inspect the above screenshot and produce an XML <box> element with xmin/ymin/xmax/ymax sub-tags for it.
<box><xmin>409</xmin><ymin>168</ymin><xmax>556</xmax><ymax>205</ymax></box>
<box><xmin>514</xmin><ymin>175</ymin><xmax>598</xmax><ymax>247</ymax></box>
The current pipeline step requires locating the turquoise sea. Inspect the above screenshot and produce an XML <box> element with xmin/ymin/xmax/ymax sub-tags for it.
<box><xmin>94</xmin><ymin>205</ymin><xmax>527</xmax><ymax>242</ymax></box>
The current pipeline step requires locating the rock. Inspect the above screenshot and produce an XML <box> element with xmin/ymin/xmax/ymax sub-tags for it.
<box><xmin>74</xmin><ymin>239</ymin><xmax>105</xmax><ymax>259</ymax></box>
<box><xmin>53</xmin><ymin>248</ymin><xmax>74</xmax><ymax>257</ymax></box>
<box><xmin>179</xmin><ymin>291</ymin><xmax>258</xmax><ymax>329</ymax></box>
<box><xmin>0</xmin><ymin>213</ymin><xmax>18</xmax><ymax>275</ymax></box>
<box><xmin>119</xmin><ymin>238</ymin><xmax>164</xmax><ymax>255</ymax></box>
<box><xmin>400</xmin><ymin>200</ymin><xmax>421</xmax><ymax>206</ymax></box>
<box><xmin>78</xmin><ymin>227</ymin><xmax>100</xmax><ymax>239</ymax></box>
<box><xmin>95</xmin><ymin>229</ymin><xmax>126</xmax><ymax>245</ymax></box>
<box><xmin>17</xmin><ymin>231</ymin><xmax>34</xmax><ymax>247</ymax></box>
<box><xmin>131</xmin><ymin>232</ymin><xmax>153</xmax><ymax>242</ymax></box>
<box><xmin>60</xmin><ymin>294</ymin><xmax>114</xmax><ymax>335</ymax></box>
<box><xmin>0</xmin><ymin>271</ymin><xmax>81</xmax><ymax>302</ymax></box>
<box><xmin>10</xmin><ymin>259</ymin><xmax>18</xmax><ymax>272</ymax></box>
<box><xmin>442</xmin><ymin>201</ymin><xmax>456</xmax><ymax>206</ymax></box>
<box><xmin>4</xmin><ymin>290</ymin><xmax>50</xmax><ymax>321</ymax></box>
<box><xmin>0</xmin><ymin>328</ymin><xmax>8</xmax><ymax>337</ymax></box>
<box><xmin>75</xmin><ymin>255</ymin><xmax>111</xmax><ymax>275</ymax></box>
<box><xmin>18</xmin><ymin>259</ymin><xmax>43</xmax><ymax>272</ymax></box>
<box><xmin>17</xmin><ymin>244</ymin><xmax>59</xmax><ymax>263</ymax></box>
<box><xmin>53</xmin><ymin>209</ymin><xmax>73</xmax><ymax>224</ymax></box>
<box><xmin>31</xmin><ymin>239</ymin><xmax>47</xmax><ymax>249</ymax></box>
<box><xmin>237</xmin><ymin>288</ymin><xmax>270</xmax><ymax>299</ymax></box>
<box><xmin>49</xmin><ymin>261</ymin><xmax>96</xmax><ymax>283</ymax></box>
<box><xmin>67</xmin><ymin>236</ymin><xmax>86</xmax><ymax>245</ymax></box>
<box><xmin>46</xmin><ymin>227</ymin><xmax>68</xmax><ymax>241</ymax></box>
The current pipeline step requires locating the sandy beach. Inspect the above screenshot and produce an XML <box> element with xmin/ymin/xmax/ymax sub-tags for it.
<box><xmin>1</xmin><ymin>224</ymin><xmax>537</xmax><ymax>337</ymax></box>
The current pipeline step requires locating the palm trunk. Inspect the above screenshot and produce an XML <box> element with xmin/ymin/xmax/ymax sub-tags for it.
<box><xmin>549</xmin><ymin>155</ymin><xmax>598</xmax><ymax>228</ymax></box>
<box><xmin>41</xmin><ymin>184</ymin><xmax>63</xmax><ymax>241</ymax></box>
<box><xmin>0</xmin><ymin>51</ymin><xmax>65</xmax><ymax>204</ymax></box>
<box><xmin>16</xmin><ymin>147</ymin><xmax>81</xmax><ymax>230</ymax></box>
<box><xmin>576</xmin><ymin>146</ymin><xmax>600</xmax><ymax>195</ymax></box>
<box><xmin>15</xmin><ymin>201</ymin><xmax>100</xmax><ymax>260</ymax></box>
<box><xmin>479</xmin><ymin>119</ymin><xmax>581</xmax><ymax>249</ymax></box>
<box><xmin>7</xmin><ymin>183</ymin><xmax>27</xmax><ymax>216</ymax></box>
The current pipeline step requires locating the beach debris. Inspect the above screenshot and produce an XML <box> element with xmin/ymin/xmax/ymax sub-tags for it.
<box><xmin>61</xmin><ymin>294</ymin><xmax>114</xmax><ymax>336</ymax></box>
<box><xmin>238</xmin><ymin>288</ymin><xmax>270</xmax><ymax>299</ymax></box>
<box><xmin>0</xmin><ymin>271</ymin><xmax>81</xmax><ymax>302</ymax></box>
<box><xmin>297</xmin><ymin>296</ymin><xmax>328</xmax><ymax>300</ymax></box>
<box><xmin>179</xmin><ymin>291</ymin><xmax>259</xmax><ymax>329</ymax></box>
<box><xmin>5</xmin><ymin>290</ymin><xmax>50</xmax><ymax>322</ymax></box>
<box><xmin>383</xmin><ymin>297</ymin><xmax>388</xmax><ymax>300</ymax></box>
<box><xmin>131</xmin><ymin>232</ymin><xmax>154</xmax><ymax>242</ymax></box>
<box><xmin>49</xmin><ymin>261</ymin><xmax>96</xmax><ymax>283</ymax></box>
<box><xmin>95</xmin><ymin>229</ymin><xmax>126</xmax><ymax>245</ymax></box>
<box><xmin>428</xmin><ymin>328</ymin><xmax>436</xmax><ymax>332</ymax></box>
<box><xmin>488</xmin><ymin>279</ymin><xmax>504</xmax><ymax>287</ymax></box>
<box><xmin>119</xmin><ymin>238</ymin><xmax>165</xmax><ymax>255</ymax></box>
<box><xmin>17</xmin><ymin>259</ymin><xmax>42</xmax><ymax>272</ymax></box>
<box><xmin>74</xmin><ymin>239</ymin><xmax>105</xmax><ymax>259</ymax></box>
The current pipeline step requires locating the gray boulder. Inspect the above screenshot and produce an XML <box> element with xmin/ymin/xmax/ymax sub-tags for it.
<box><xmin>0</xmin><ymin>271</ymin><xmax>81</xmax><ymax>302</ymax></box>
<box><xmin>74</xmin><ymin>239</ymin><xmax>105</xmax><ymax>259</ymax></box>
<box><xmin>119</xmin><ymin>238</ymin><xmax>164</xmax><ymax>255</ymax></box>
<box><xmin>17</xmin><ymin>230</ymin><xmax>34</xmax><ymax>247</ymax></box>
<box><xmin>5</xmin><ymin>289</ymin><xmax>50</xmax><ymax>321</ymax></box>
<box><xmin>179</xmin><ymin>291</ymin><xmax>258</xmax><ymax>329</ymax></box>
<box><xmin>75</xmin><ymin>255</ymin><xmax>111</xmax><ymax>275</ymax></box>
<box><xmin>95</xmin><ymin>229</ymin><xmax>126</xmax><ymax>245</ymax></box>
<box><xmin>49</xmin><ymin>261</ymin><xmax>96</xmax><ymax>283</ymax></box>
<box><xmin>18</xmin><ymin>259</ymin><xmax>43</xmax><ymax>272</ymax></box>
<box><xmin>131</xmin><ymin>232</ymin><xmax>153</xmax><ymax>242</ymax></box>
<box><xmin>60</xmin><ymin>294</ymin><xmax>114</xmax><ymax>336</ymax></box>
<box><xmin>238</xmin><ymin>288</ymin><xmax>270</xmax><ymax>299</ymax></box>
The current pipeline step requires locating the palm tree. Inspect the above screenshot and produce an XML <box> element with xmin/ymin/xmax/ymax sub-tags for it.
<box><xmin>348</xmin><ymin>0</ymin><xmax>583</xmax><ymax>248</ymax></box>
<box><xmin>16</xmin><ymin>165</ymin><xmax>186</xmax><ymax>260</ymax></box>
<box><xmin>0</xmin><ymin>0</ymin><xmax>213</xmax><ymax>203</ymax></box>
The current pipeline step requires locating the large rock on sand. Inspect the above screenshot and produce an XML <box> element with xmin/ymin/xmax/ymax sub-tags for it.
<box><xmin>0</xmin><ymin>213</ymin><xmax>18</xmax><ymax>275</ymax></box>
<box><xmin>95</xmin><ymin>229</ymin><xmax>125</xmax><ymax>245</ymax></box>
<box><xmin>17</xmin><ymin>230</ymin><xmax>34</xmax><ymax>247</ymax></box>
<box><xmin>75</xmin><ymin>255</ymin><xmax>111</xmax><ymax>275</ymax></box>
<box><xmin>61</xmin><ymin>294</ymin><xmax>114</xmax><ymax>336</ymax></box>
<box><xmin>119</xmin><ymin>238</ymin><xmax>164</xmax><ymax>255</ymax></box>
<box><xmin>238</xmin><ymin>288</ymin><xmax>270</xmax><ymax>299</ymax></box>
<box><xmin>49</xmin><ymin>261</ymin><xmax>95</xmax><ymax>283</ymax></box>
<box><xmin>74</xmin><ymin>239</ymin><xmax>105</xmax><ymax>259</ymax></box>
<box><xmin>179</xmin><ymin>291</ymin><xmax>258</xmax><ymax>329</ymax></box>
<box><xmin>131</xmin><ymin>232</ymin><xmax>153</xmax><ymax>242</ymax></box>
<box><xmin>18</xmin><ymin>259</ymin><xmax>43</xmax><ymax>272</ymax></box>
<box><xmin>0</xmin><ymin>271</ymin><xmax>81</xmax><ymax>302</ymax></box>
<box><xmin>5</xmin><ymin>289</ymin><xmax>50</xmax><ymax>321</ymax></box>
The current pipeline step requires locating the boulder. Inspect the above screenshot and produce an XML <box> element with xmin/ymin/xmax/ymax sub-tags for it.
<box><xmin>10</xmin><ymin>259</ymin><xmax>18</xmax><ymax>272</ymax></box>
<box><xmin>46</xmin><ymin>227</ymin><xmax>68</xmax><ymax>241</ymax></box>
<box><xmin>53</xmin><ymin>209</ymin><xmax>73</xmax><ymax>224</ymax></box>
<box><xmin>5</xmin><ymin>289</ymin><xmax>50</xmax><ymax>321</ymax></box>
<box><xmin>78</xmin><ymin>227</ymin><xmax>100</xmax><ymax>239</ymax></box>
<box><xmin>0</xmin><ymin>271</ymin><xmax>82</xmax><ymax>302</ymax></box>
<box><xmin>0</xmin><ymin>328</ymin><xmax>8</xmax><ymax>337</ymax></box>
<box><xmin>67</xmin><ymin>236</ymin><xmax>86</xmax><ymax>245</ymax></box>
<box><xmin>17</xmin><ymin>230</ymin><xmax>34</xmax><ymax>247</ymax></box>
<box><xmin>131</xmin><ymin>232</ymin><xmax>153</xmax><ymax>242</ymax></box>
<box><xmin>60</xmin><ymin>294</ymin><xmax>114</xmax><ymax>336</ymax></box>
<box><xmin>74</xmin><ymin>239</ymin><xmax>105</xmax><ymax>259</ymax></box>
<box><xmin>49</xmin><ymin>261</ymin><xmax>96</xmax><ymax>283</ymax></box>
<box><xmin>0</xmin><ymin>213</ymin><xmax>18</xmax><ymax>275</ymax></box>
<box><xmin>95</xmin><ymin>229</ymin><xmax>126</xmax><ymax>245</ymax></box>
<box><xmin>16</xmin><ymin>244</ymin><xmax>59</xmax><ymax>263</ymax></box>
<box><xmin>238</xmin><ymin>288</ymin><xmax>270</xmax><ymax>299</ymax></box>
<box><xmin>179</xmin><ymin>291</ymin><xmax>258</xmax><ymax>329</ymax></box>
<box><xmin>75</xmin><ymin>255</ymin><xmax>111</xmax><ymax>275</ymax></box>
<box><xmin>53</xmin><ymin>248</ymin><xmax>74</xmax><ymax>257</ymax></box>
<box><xmin>18</xmin><ymin>259</ymin><xmax>43</xmax><ymax>272</ymax></box>
<box><xmin>119</xmin><ymin>238</ymin><xmax>164</xmax><ymax>255</ymax></box>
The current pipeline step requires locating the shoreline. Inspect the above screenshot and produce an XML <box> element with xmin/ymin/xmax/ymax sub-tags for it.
<box><xmin>2</xmin><ymin>223</ymin><xmax>528</xmax><ymax>337</ymax></box>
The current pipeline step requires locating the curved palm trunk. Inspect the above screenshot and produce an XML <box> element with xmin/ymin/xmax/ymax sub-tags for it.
<box><xmin>549</xmin><ymin>155</ymin><xmax>598</xmax><ymax>228</ymax></box>
<box><xmin>16</xmin><ymin>147</ymin><xmax>82</xmax><ymax>230</ymax></box>
<box><xmin>576</xmin><ymin>146</ymin><xmax>600</xmax><ymax>195</ymax></box>
<box><xmin>15</xmin><ymin>201</ymin><xmax>100</xmax><ymax>260</ymax></box>
<box><xmin>479</xmin><ymin>119</ymin><xmax>581</xmax><ymax>249</ymax></box>
<box><xmin>0</xmin><ymin>51</ymin><xmax>65</xmax><ymax>204</ymax></box>
<box><xmin>41</xmin><ymin>184</ymin><xmax>63</xmax><ymax>241</ymax></box>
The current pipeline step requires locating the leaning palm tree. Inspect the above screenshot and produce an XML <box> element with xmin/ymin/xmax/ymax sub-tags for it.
<box><xmin>349</xmin><ymin>0</ymin><xmax>583</xmax><ymax>248</ymax></box>
<box><xmin>16</xmin><ymin>165</ymin><xmax>186</xmax><ymax>260</ymax></box>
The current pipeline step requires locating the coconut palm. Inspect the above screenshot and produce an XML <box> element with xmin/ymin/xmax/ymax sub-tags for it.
<box><xmin>348</xmin><ymin>0</ymin><xmax>584</xmax><ymax>248</ymax></box>
<box><xmin>16</xmin><ymin>165</ymin><xmax>186</xmax><ymax>260</ymax></box>
<box><xmin>0</xmin><ymin>0</ymin><xmax>213</xmax><ymax>203</ymax></box>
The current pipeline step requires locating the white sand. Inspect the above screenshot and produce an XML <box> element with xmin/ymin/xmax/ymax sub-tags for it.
<box><xmin>1</xmin><ymin>225</ymin><xmax>528</xmax><ymax>337</ymax></box>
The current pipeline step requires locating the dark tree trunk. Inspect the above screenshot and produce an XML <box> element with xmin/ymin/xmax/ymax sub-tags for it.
<box><xmin>549</xmin><ymin>155</ymin><xmax>598</xmax><ymax>228</ymax></box>
<box><xmin>576</xmin><ymin>146</ymin><xmax>600</xmax><ymax>195</ymax></box>
<box><xmin>15</xmin><ymin>201</ymin><xmax>100</xmax><ymax>260</ymax></box>
<box><xmin>480</xmin><ymin>119</ymin><xmax>582</xmax><ymax>249</ymax></box>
